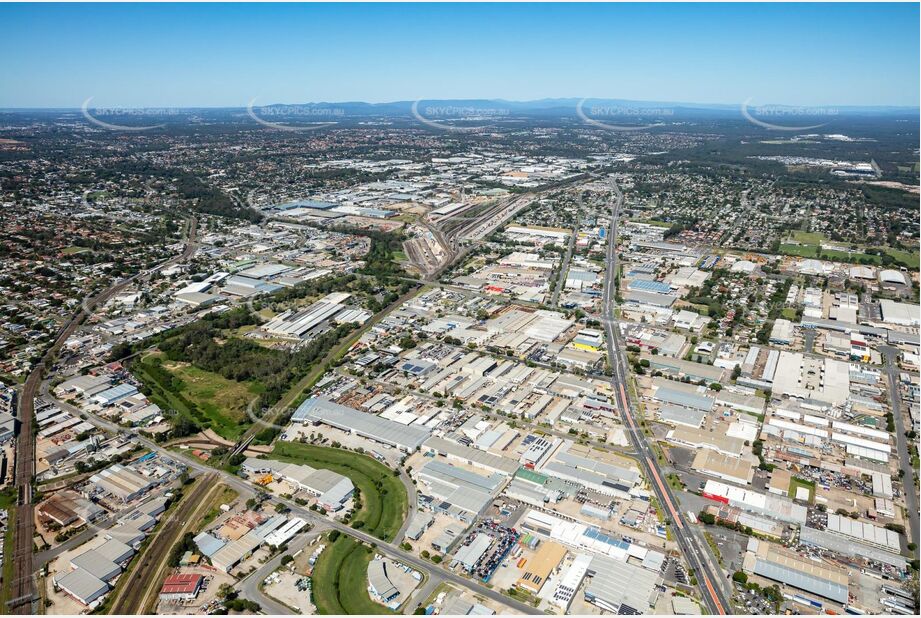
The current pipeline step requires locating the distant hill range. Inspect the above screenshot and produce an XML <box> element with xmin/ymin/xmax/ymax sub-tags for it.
<box><xmin>3</xmin><ymin>98</ymin><xmax>917</xmax><ymax>117</ymax></box>
<box><xmin>245</xmin><ymin>98</ymin><xmax>918</xmax><ymax>118</ymax></box>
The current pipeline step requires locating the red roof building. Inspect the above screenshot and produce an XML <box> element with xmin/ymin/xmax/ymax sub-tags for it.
<box><xmin>159</xmin><ymin>573</ymin><xmax>203</xmax><ymax>600</ymax></box>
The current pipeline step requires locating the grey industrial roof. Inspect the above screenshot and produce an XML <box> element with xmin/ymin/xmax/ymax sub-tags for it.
<box><xmin>753</xmin><ymin>557</ymin><xmax>848</xmax><ymax>604</ymax></box>
<box><xmin>404</xmin><ymin>512</ymin><xmax>435</xmax><ymax>539</ymax></box>
<box><xmin>554</xmin><ymin>447</ymin><xmax>640</xmax><ymax>485</ymax></box>
<box><xmin>55</xmin><ymin>568</ymin><xmax>109</xmax><ymax>603</ymax></box>
<box><xmin>292</xmin><ymin>397</ymin><xmax>431</xmax><ymax>450</ymax></box>
<box><xmin>193</xmin><ymin>532</ymin><xmax>227</xmax><ymax>557</ymax></box>
<box><xmin>453</xmin><ymin>533</ymin><xmax>492</xmax><ymax>569</ymax></box>
<box><xmin>584</xmin><ymin>553</ymin><xmax>660</xmax><ymax>612</ymax></box>
<box><xmin>624</xmin><ymin>290</ymin><xmax>677</xmax><ymax>307</ymax></box>
<box><xmin>318</xmin><ymin>478</ymin><xmax>355</xmax><ymax>506</ymax></box>
<box><xmin>799</xmin><ymin>526</ymin><xmax>907</xmax><ymax>569</ymax></box>
<box><xmin>71</xmin><ymin>550</ymin><xmax>121</xmax><ymax>582</ymax></box>
<box><xmin>92</xmin><ymin>383</ymin><xmax>137</xmax><ymax>402</ymax></box>
<box><xmin>418</xmin><ymin>461</ymin><xmax>498</xmax><ymax>515</ymax></box>
<box><xmin>59</xmin><ymin>374</ymin><xmax>110</xmax><ymax>392</ymax></box>
<box><xmin>367</xmin><ymin>560</ymin><xmax>399</xmax><ymax>600</ymax></box>
<box><xmin>658</xmin><ymin>404</ymin><xmax>707</xmax><ymax>427</ymax></box>
<box><xmin>826</xmin><ymin>513</ymin><xmax>901</xmax><ymax>551</ymax></box>
<box><xmin>250</xmin><ymin>515</ymin><xmax>287</xmax><ymax>540</ymax></box>
<box><xmin>542</xmin><ymin>461</ymin><xmax>629</xmax><ymax>495</ymax></box>
<box><xmin>420</xmin><ymin>460</ymin><xmax>503</xmax><ymax>493</ymax></box>
<box><xmin>94</xmin><ymin>539</ymin><xmax>134</xmax><ymax>564</ymax></box>
<box><xmin>653</xmin><ymin>387</ymin><xmax>715</xmax><ymax>412</ymax></box>
<box><xmin>105</xmin><ymin>525</ymin><xmax>145</xmax><ymax>547</ymax></box>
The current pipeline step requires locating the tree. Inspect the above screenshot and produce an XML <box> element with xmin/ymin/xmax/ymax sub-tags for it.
<box><xmin>732</xmin><ymin>571</ymin><xmax>748</xmax><ymax>584</ymax></box>
<box><xmin>217</xmin><ymin>583</ymin><xmax>237</xmax><ymax>601</ymax></box>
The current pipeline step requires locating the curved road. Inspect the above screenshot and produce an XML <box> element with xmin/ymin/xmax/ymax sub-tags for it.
<box><xmin>237</xmin><ymin>528</ymin><xmax>326</xmax><ymax>615</ymax></box>
<box><xmin>58</xmin><ymin>396</ymin><xmax>541</xmax><ymax>615</ymax></box>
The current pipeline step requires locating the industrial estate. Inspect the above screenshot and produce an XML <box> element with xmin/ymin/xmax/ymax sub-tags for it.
<box><xmin>1</xmin><ymin>3</ymin><xmax>919</xmax><ymax>617</ymax></box>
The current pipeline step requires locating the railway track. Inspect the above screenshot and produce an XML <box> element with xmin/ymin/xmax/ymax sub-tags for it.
<box><xmin>5</xmin><ymin>217</ymin><xmax>197</xmax><ymax>614</ymax></box>
<box><xmin>108</xmin><ymin>474</ymin><xmax>218</xmax><ymax>614</ymax></box>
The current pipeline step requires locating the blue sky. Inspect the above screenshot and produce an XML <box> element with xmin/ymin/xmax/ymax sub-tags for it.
<box><xmin>1</xmin><ymin>2</ymin><xmax>918</xmax><ymax>108</ymax></box>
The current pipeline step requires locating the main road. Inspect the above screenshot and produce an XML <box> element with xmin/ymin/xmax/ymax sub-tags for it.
<box><xmin>881</xmin><ymin>346</ymin><xmax>919</xmax><ymax>557</ymax></box>
<box><xmin>598</xmin><ymin>178</ymin><xmax>731</xmax><ymax>615</ymax></box>
<box><xmin>549</xmin><ymin>190</ymin><xmax>583</xmax><ymax>307</ymax></box>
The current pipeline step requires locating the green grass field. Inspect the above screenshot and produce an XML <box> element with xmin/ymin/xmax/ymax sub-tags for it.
<box><xmin>164</xmin><ymin>360</ymin><xmax>263</xmax><ymax>432</ymax></box>
<box><xmin>779</xmin><ymin>231</ymin><xmax>919</xmax><ymax>269</ymax></box>
<box><xmin>885</xmin><ymin>248</ymin><xmax>920</xmax><ymax>269</ymax></box>
<box><xmin>311</xmin><ymin>536</ymin><xmax>392</xmax><ymax>615</ymax></box>
<box><xmin>274</xmin><ymin>443</ymin><xmax>407</xmax><ymax>615</ymax></box>
<box><xmin>788</xmin><ymin>230</ymin><xmax>825</xmax><ymax>244</ymax></box>
<box><xmin>132</xmin><ymin>354</ymin><xmax>260</xmax><ymax>440</ymax></box>
<box><xmin>788</xmin><ymin>477</ymin><xmax>816</xmax><ymax>503</ymax></box>
<box><xmin>62</xmin><ymin>245</ymin><xmax>91</xmax><ymax>255</ymax></box>
<box><xmin>630</xmin><ymin>218</ymin><xmax>672</xmax><ymax>228</ymax></box>
<box><xmin>0</xmin><ymin>505</ymin><xmax>16</xmax><ymax>607</ymax></box>
<box><xmin>197</xmin><ymin>485</ymin><xmax>239</xmax><ymax>530</ymax></box>
<box><xmin>778</xmin><ymin>243</ymin><xmax>820</xmax><ymax>258</ymax></box>
<box><xmin>272</xmin><ymin>442</ymin><xmax>406</xmax><ymax>542</ymax></box>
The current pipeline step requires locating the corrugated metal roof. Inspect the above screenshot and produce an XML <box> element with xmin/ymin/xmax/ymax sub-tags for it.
<box><xmin>753</xmin><ymin>557</ymin><xmax>848</xmax><ymax>604</ymax></box>
<box><xmin>653</xmin><ymin>387</ymin><xmax>714</xmax><ymax>412</ymax></box>
<box><xmin>293</xmin><ymin>397</ymin><xmax>430</xmax><ymax>450</ymax></box>
<box><xmin>584</xmin><ymin>553</ymin><xmax>659</xmax><ymax>612</ymax></box>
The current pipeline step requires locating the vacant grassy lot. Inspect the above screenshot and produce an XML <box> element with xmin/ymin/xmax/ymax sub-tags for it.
<box><xmin>630</xmin><ymin>218</ymin><xmax>672</xmax><ymax>228</ymax></box>
<box><xmin>788</xmin><ymin>476</ymin><xmax>816</xmax><ymax>503</ymax></box>
<box><xmin>61</xmin><ymin>245</ymin><xmax>91</xmax><ymax>255</ymax></box>
<box><xmin>885</xmin><ymin>248</ymin><xmax>920</xmax><ymax>269</ymax></box>
<box><xmin>778</xmin><ymin>243</ymin><xmax>821</xmax><ymax>258</ymax></box>
<box><xmin>197</xmin><ymin>484</ymin><xmax>239</xmax><ymax>530</ymax></box>
<box><xmin>788</xmin><ymin>230</ymin><xmax>825</xmax><ymax>245</ymax></box>
<box><xmin>0</xmin><ymin>505</ymin><xmax>15</xmax><ymax>607</ymax></box>
<box><xmin>311</xmin><ymin>535</ymin><xmax>392</xmax><ymax>615</ymax></box>
<box><xmin>133</xmin><ymin>354</ymin><xmax>260</xmax><ymax>440</ymax></box>
<box><xmin>780</xmin><ymin>231</ymin><xmax>919</xmax><ymax>268</ymax></box>
<box><xmin>271</xmin><ymin>442</ymin><xmax>406</xmax><ymax>542</ymax></box>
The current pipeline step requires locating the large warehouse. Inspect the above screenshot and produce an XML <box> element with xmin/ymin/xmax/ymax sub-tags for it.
<box><xmin>88</xmin><ymin>463</ymin><xmax>157</xmax><ymax>502</ymax></box>
<box><xmin>417</xmin><ymin>459</ymin><xmax>504</xmax><ymax>521</ymax></box>
<box><xmin>745</xmin><ymin>539</ymin><xmax>848</xmax><ymax>605</ymax></box>
<box><xmin>879</xmin><ymin>299</ymin><xmax>920</xmax><ymax>327</ymax></box>
<box><xmin>292</xmin><ymin>397</ymin><xmax>431</xmax><ymax>452</ymax></box>
<box><xmin>583</xmin><ymin>553</ymin><xmax>662</xmax><ymax>613</ymax></box>
<box><xmin>54</xmin><ymin>569</ymin><xmax>109</xmax><ymax>606</ymax></box>
<box><xmin>771</xmin><ymin>352</ymin><xmax>851</xmax><ymax>406</ymax></box>
<box><xmin>240</xmin><ymin>457</ymin><xmax>354</xmax><ymax>511</ymax></box>
<box><xmin>261</xmin><ymin>292</ymin><xmax>352</xmax><ymax>339</ymax></box>
<box><xmin>422</xmin><ymin>436</ymin><xmax>520</xmax><ymax>476</ymax></box>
